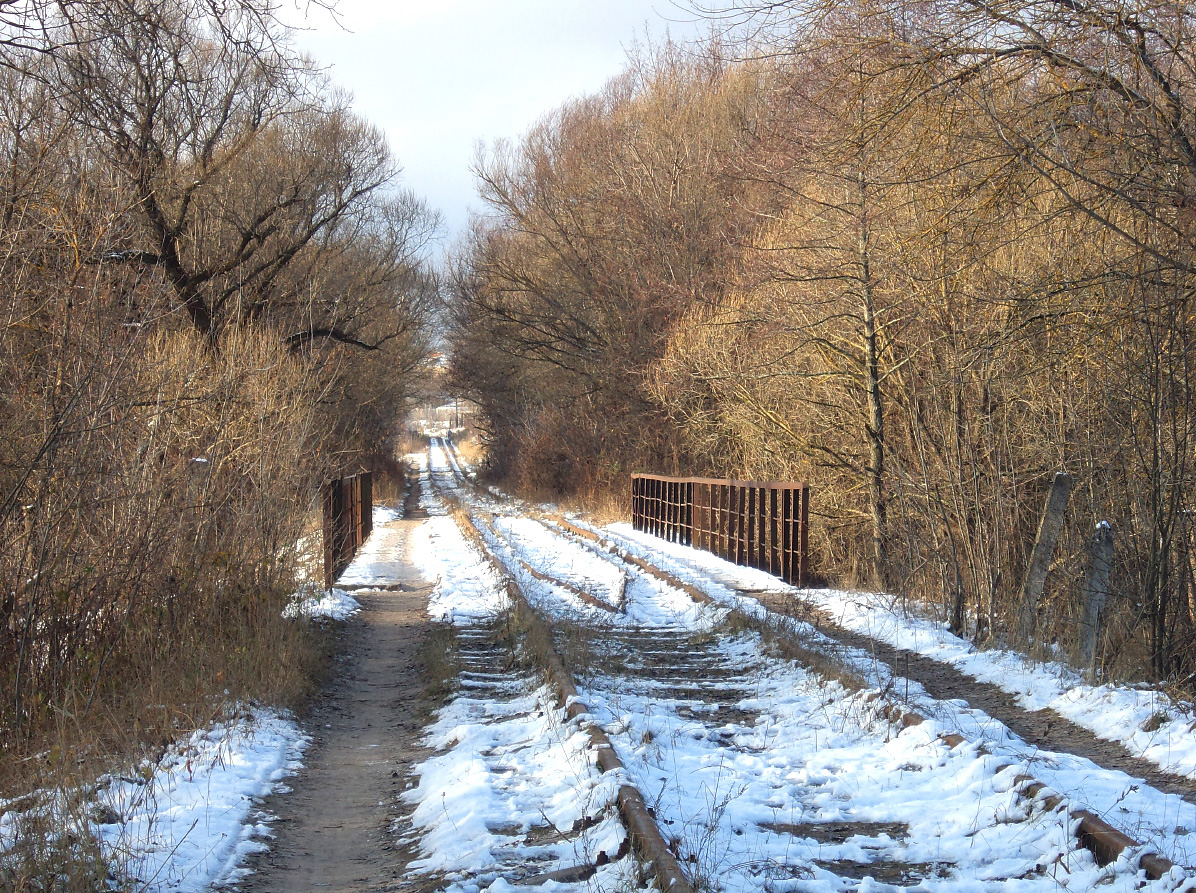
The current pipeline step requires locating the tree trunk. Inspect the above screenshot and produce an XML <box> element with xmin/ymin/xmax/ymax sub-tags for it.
<box><xmin>858</xmin><ymin>171</ymin><xmax>888</xmax><ymax>592</ymax></box>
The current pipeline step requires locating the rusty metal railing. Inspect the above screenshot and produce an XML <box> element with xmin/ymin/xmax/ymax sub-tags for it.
<box><xmin>631</xmin><ymin>474</ymin><xmax>809</xmax><ymax>586</ymax></box>
<box><xmin>323</xmin><ymin>471</ymin><xmax>373</xmax><ymax>588</ymax></box>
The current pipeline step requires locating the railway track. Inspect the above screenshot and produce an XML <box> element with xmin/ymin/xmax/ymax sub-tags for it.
<box><xmin>420</xmin><ymin>437</ymin><xmax>1189</xmax><ymax>891</ymax></box>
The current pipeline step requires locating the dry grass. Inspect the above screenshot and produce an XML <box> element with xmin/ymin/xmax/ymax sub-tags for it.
<box><xmin>451</xmin><ymin>434</ymin><xmax>487</xmax><ymax>469</ymax></box>
<box><xmin>396</xmin><ymin>431</ymin><xmax>430</xmax><ymax>458</ymax></box>
<box><xmin>505</xmin><ymin>598</ymin><xmax>559</xmax><ymax>674</ymax></box>
<box><xmin>554</xmin><ymin>486</ymin><xmax>631</xmax><ymax>526</ymax></box>
<box><xmin>0</xmin><ymin>818</ymin><xmax>119</xmax><ymax>893</ymax></box>
<box><xmin>0</xmin><ymin>617</ymin><xmax>335</xmax><ymax>892</ymax></box>
<box><xmin>720</xmin><ymin>609</ymin><xmax>868</xmax><ymax>693</ymax></box>
<box><xmin>421</xmin><ymin>622</ymin><xmax>461</xmax><ymax>706</ymax></box>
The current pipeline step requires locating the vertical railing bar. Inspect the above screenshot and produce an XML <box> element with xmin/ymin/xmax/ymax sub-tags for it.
<box><xmin>746</xmin><ymin>486</ymin><xmax>756</xmax><ymax>569</ymax></box>
<box><xmin>769</xmin><ymin>487</ymin><xmax>778</xmax><ymax>575</ymax></box>
<box><xmin>735</xmin><ymin>485</ymin><xmax>745</xmax><ymax>565</ymax></box>
<box><xmin>781</xmin><ymin>488</ymin><xmax>792</xmax><ymax>584</ymax></box>
<box><xmin>799</xmin><ymin>483</ymin><xmax>810</xmax><ymax>587</ymax></box>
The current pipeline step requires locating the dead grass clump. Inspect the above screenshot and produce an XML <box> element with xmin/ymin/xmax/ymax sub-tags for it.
<box><xmin>396</xmin><ymin>431</ymin><xmax>429</xmax><ymax>457</ymax></box>
<box><xmin>451</xmin><ymin>435</ymin><xmax>487</xmax><ymax>469</ymax></box>
<box><xmin>721</xmin><ymin>609</ymin><xmax>867</xmax><ymax>692</ymax></box>
<box><xmin>421</xmin><ymin>622</ymin><xmax>461</xmax><ymax>705</ymax></box>
<box><xmin>365</xmin><ymin>451</ymin><xmax>410</xmax><ymax>505</ymax></box>
<box><xmin>0</xmin><ymin>817</ymin><xmax>119</xmax><ymax>893</ymax></box>
<box><xmin>506</xmin><ymin>599</ymin><xmax>560</xmax><ymax>675</ymax></box>
<box><xmin>556</xmin><ymin>486</ymin><xmax>631</xmax><ymax>526</ymax></box>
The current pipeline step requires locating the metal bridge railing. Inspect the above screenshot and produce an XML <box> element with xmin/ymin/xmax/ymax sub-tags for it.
<box><xmin>323</xmin><ymin>471</ymin><xmax>373</xmax><ymax>589</ymax></box>
<box><xmin>631</xmin><ymin>473</ymin><xmax>809</xmax><ymax>587</ymax></box>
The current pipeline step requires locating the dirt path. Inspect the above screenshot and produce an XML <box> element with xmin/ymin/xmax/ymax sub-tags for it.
<box><xmin>238</xmin><ymin>483</ymin><xmax>436</xmax><ymax>893</ymax></box>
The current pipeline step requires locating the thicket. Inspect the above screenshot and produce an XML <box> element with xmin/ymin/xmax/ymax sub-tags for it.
<box><xmin>0</xmin><ymin>0</ymin><xmax>435</xmax><ymax>793</ymax></box>
<box><xmin>449</xmin><ymin>1</ymin><xmax>1196</xmax><ymax>685</ymax></box>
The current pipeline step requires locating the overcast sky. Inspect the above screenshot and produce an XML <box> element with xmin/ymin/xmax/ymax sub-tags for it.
<box><xmin>285</xmin><ymin>1</ymin><xmax>712</xmax><ymax>245</ymax></box>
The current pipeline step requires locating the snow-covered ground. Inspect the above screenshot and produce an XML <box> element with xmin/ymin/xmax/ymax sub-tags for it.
<box><xmin>403</xmin><ymin>679</ymin><xmax>634</xmax><ymax>891</ymax></box>
<box><xmin>398</xmin><ymin>447</ymin><xmax>640</xmax><ymax>890</ymax></box>
<box><xmin>0</xmin><ymin>707</ymin><xmax>306</xmax><ymax>892</ymax></box>
<box><xmin>601</xmin><ymin>522</ymin><xmax>1196</xmax><ymax>785</ymax></box>
<box><xmin>426</xmin><ymin>438</ymin><xmax>1193</xmax><ymax>889</ymax></box>
<box><xmin>581</xmin><ymin>522</ymin><xmax>1196</xmax><ymax>870</ymax></box>
<box><xmin>283</xmin><ymin>585</ymin><xmax>362</xmax><ymax>620</ymax></box>
<box><xmin>585</xmin><ymin>631</ymin><xmax>1146</xmax><ymax>893</ymax></box>
<box><xmin>17</xmin><ymin>434</ymin><xmax>1191</xmax><ymax>891</ymax></box>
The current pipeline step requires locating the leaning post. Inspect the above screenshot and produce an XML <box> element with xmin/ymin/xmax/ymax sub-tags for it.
<box><xmin>1079</xmin><ymin>521</ymin><xmax>1113</xmax><ymax>678</ymax></box>
<box><xmin>1017</xmin><ymin>471</ymin><xmax>1073</xmax><ymax>646</ymax></box>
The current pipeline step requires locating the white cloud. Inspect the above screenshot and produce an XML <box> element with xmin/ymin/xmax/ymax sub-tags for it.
<box><xmin>285</xmin><ymin>0</ymin><xmax>709</xmax><ymax>240</ymax></box>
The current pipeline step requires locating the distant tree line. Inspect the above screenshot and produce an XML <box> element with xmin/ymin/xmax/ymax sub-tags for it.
<box><xmin>0</xmin><ymin>0</ymin><xmax>436</xmax><ymax>772</ymax></box>
<box><xmin>449</xmin><ymin>0</ymin><xmax>1196</xmax><ymax>685</ymax></box>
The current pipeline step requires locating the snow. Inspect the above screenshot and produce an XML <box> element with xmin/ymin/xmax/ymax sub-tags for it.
<box><xmin>493</xmin><ymin>516</ymin><xmax>627</xmax><ymax>610</ymax></box>
<box><xmin>334</xmin><ymin>503</ymin><xmax>410</xmax><ymax>588</ymax></box>
<box><xmin>399</xmin><ymin>456</ymin><xmax>638</xmax><ymax>890</ymax></box>
<box><xmin>596</xmin><ymin>521</ymin><xmax>1196</xmax><ymax>869</ymax></box>
<box><xmin>282</xmin><ymin>585</ymin><xmax>361</xmax><ymax>620</ymax></box>
<box><xmin>374</xmin><ymin>504</ymin><xmax>403</xmax><ymax>525</ymax></box>
<box><xmin>580</xmin><ymin>631</ymin><xmax>1126</xmax><ymax>893</ymax></box>
<box><xmin>408</xmin><ymin>452</ymin><xmax>509</xmax><ymax>623</ymax></box>
<box><xmin>0</xmin><ymin>707</ymin><xmax>307</xmax><ymax>892</ymax></box>
<box><xmin>473</xmin><ymin>504</ymin><xmax>1179</xmax><ymax>887</ymax></box>
<box><xmin>413</xmin><ymin>440</ymin><xmax>1170</xmax><ymax>888</ymax></box>
<box><xmin>404</xmin><ymin>683</ymin><xmax>628</xmax><ymax>886</ymax></box>
<box><xmin>600</xmin><ymin>522</ymin><xmax>1196</xmax><ymax>780</ymax></box>
<box><xmin>227</xmin><ymin>435</ymin><xmax>1196</xmax><ymax>890</ymax></box>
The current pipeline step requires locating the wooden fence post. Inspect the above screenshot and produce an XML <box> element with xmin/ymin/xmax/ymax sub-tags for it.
<box><xmin>323</xmin><ymin>480</ymin><xmax>336</xmax><ymax>590</ymax></box>
<box><xmin>1017</xmin><ymin>471</ymin><xmax>1073</xmax><ymax>645</ymax></box>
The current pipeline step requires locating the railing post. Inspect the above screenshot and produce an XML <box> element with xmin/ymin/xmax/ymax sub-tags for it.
<box><xmin>788</xmin><ymin>487</ymin><xmax>801</xmax><ymax>585</ymax></box>
<box><xmin>734</xmin><ymin>485</ymin><xmax>745</xmax><ymax>565</ymax></box>
<box><xmin>686</xmin><ymin>481</ymin><xmax>694</xmax><ymax>548</ymax></box>
<box><xmin>361</xmin><ymin>471</ymin><xmax>373</xmax><ymax>541</ymax></box>
<box><xmin>745</xmin><ymin>486</ymin><xmax>757</xmax><ymax>569</ymax></box>
<box><xmin>323</xmin><ymin>480</ymin><xmax>336</xmax><ymax>590</ymax></box>
<box><xmin>669</xmin><ymin>480</ymin><xmax>677</xmax><ymax>542</ymax></box>
<box><xmin>721</xmin><ymin>483</ymin><xmax>730</xmax><ymax>560</ymax></box>
<box><xmin>799</xmin><ymin>484</ymin><xmax>810</xmax><ymax>587</ymax></box>
<box><xmin>725</xmin><ymin>484</ymin><xmax>735</xmax><ymax>562</ymax></box>
<box><xmin>769</xmin><ymin>487</ymin><xmax>779</xmax><ymax>575</ymax></box>
<box><xmin>654</xmin><ymin>478</ymin><xmax>662</xmax><ymax>539</ymax></box>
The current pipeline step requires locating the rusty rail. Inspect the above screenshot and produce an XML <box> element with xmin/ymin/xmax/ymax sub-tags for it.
<box><xmin>323</xmin><ymin>471</ymin><xmax>373</xmax><ymax>588</ymax></box>
<box><xmin>631</xmin><ymin>473</ymin><xmax>810</xmax><ymax>586</ymax></box>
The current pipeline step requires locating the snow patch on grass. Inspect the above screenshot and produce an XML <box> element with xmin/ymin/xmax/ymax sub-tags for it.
<box><xmin>282</xmin><ymin>585</ymin><xmax>361</xmax><ymax>621</ymax></box>
<box><xmin>0</xmin><ymin>707</ymin><xmax>306</xmax><ymax>892</ymax></box>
